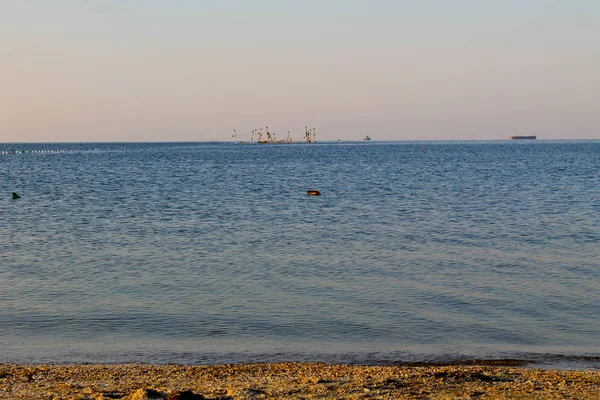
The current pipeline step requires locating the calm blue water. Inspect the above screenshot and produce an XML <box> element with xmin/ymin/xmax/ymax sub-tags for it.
<box><xmin>1</xmin><ymin>141</ymin><xmax>599</xmax><ymax>368</ymax></box>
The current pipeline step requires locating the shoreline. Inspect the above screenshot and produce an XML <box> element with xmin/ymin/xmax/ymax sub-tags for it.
<box><xmin>1</xmin><ymin>362</ymin><xmax>599</xmax><ymax>399</ymax></box>
<box><xmin>3</xmin><ymin>350</ymin><xmax>600</xmax><ymax>370</ymax></box>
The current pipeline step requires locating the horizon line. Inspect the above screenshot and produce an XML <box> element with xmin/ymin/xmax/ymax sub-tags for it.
<box><xmin>2</xmin><ymin>138</ymin><xmax>599</xmax><ymax>145</ymax></box>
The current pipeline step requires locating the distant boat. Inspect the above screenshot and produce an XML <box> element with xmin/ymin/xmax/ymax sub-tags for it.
<box><xmin>509</xmin><ymin>135</ymin><xmax>536</xmax><ymax>140</ymax></box>
<box><xmin>363</xmin><ymin>135</ymin><xmax>371</xmax><ymax>141</ymax></box>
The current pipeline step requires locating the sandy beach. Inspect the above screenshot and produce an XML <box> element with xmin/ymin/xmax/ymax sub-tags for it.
<box><xmin>1</xmin><ymin>362</ymin><xmax>599</xmax><ymax>399</ymax></box>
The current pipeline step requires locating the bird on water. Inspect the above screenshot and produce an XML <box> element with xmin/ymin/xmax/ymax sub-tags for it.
<box><xmin>12</xmin><ymin>192</ymin><xmax>21</xmax><ymax>199</ymax></box>
<box><xmin>307</xmin><ymin>190</ymin><xmax>321</xmax><ymax>196</ymax></box>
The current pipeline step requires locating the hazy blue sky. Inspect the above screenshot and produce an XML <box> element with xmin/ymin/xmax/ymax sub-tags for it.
<box><xmin>1</xmin><ymin>1</ymin><xmax>599</xmax><ymax>142</ymax></box>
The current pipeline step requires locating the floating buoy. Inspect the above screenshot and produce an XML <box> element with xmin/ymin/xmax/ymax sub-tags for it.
<box><xmin>307</xmin><ymin>190</ymin><xmax>321</xmax><ymax>196</ymax></box>
<box><xmin>12</xmin><ymin>192</ymin><xmax>21</xmax><ymax>199</ymax></box>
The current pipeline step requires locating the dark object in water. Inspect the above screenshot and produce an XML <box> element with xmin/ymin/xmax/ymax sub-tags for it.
<box><xmin>307</xmin><ymin>190</ymin><xmax>321</xmax><ymax>196</ymax></box>
<box><xmin>12</xmin><ymin>192</ymin><xmax>21</xmax><ymax>199</ymax></box>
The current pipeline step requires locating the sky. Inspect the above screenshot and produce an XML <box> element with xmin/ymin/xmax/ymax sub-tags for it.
<box><xmin>1</xmin><ymin>1</ymin><xmax>599</xmax><ymax>142</ymax></box>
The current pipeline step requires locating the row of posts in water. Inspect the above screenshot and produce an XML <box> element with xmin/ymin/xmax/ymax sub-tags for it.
<box><xmin>0</xmin><ymin>149</ymin><xmax>76</xmax><ymax>155</ymax></box>
<box><xmin>232</xmin><ymin>126</ymin><xmax>316</xmax><ymax>144</ymax></box>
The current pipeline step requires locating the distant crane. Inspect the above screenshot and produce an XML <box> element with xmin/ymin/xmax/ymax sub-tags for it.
<box><xmin>234</xmin><ymin>125</ymin><xmax>316</xmax><ymax>144</ymax></box>
<box><xmin>304</xmin><ymin>126</ymin><xmax>316</xmax><ymax>143</ymax></box>
<box><xmin>265</xmin><ymin>126</ymin><xmax>274</xmax><ymax>143</ymax></box>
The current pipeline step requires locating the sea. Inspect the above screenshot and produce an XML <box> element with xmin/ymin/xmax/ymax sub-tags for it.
<box><xmin>1</xmin><ymin>140</ymin><xmax>599</xmax><ymax>369</ymax></box>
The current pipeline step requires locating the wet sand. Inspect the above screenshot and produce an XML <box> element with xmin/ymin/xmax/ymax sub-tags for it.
<box><xmin>1</xmin><ymin>363</ymin><xmax>599</xmax><ymax>399</ymax></box>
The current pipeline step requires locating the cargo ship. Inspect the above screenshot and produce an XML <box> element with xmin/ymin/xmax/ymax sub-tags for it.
<box><xmin>509</xmin><ymin>135</ymin><xmax>536</xmax><ymax>140</ymax></box>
